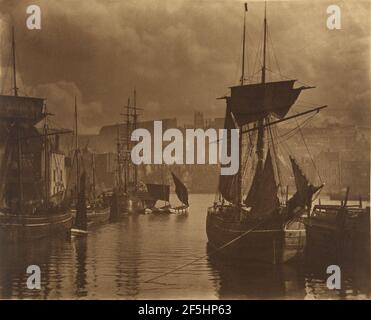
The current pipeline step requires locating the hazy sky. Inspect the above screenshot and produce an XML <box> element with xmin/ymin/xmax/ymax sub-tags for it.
<box><xmin>0</xmin><ymin>0</ymin><xmax>369</xmax><ymax>133</ymax></box>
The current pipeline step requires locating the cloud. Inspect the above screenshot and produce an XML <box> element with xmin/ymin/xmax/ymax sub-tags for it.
<box><xmin>29</xmin><ymin>81</ymin><xmax>104</xmax><ymax>134</ymax></box>
<box><xmin>0</xmin><ymin>0</ymin><xmax>369</xmax><ymax>133</ymax></box>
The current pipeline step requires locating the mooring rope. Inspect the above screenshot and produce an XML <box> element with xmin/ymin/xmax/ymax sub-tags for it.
<box><xmin>143</xmin><ymin>218</ymin><xmax>268</xmax><ymax>284</ymax></box>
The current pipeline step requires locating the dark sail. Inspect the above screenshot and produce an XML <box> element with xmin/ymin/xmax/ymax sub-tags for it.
<box><xmin>244</xmin><ymin>150</ymin><xmax>279</xmax><ymax>214</ymax></box>
<box><xmin>171</xmin><ymin>172</ymin><xmax>189</xmax><ymax>206</ymax></box>
<box><xmin>287</xmin><ymin>157</ymin><xmax>323</xmax><ymax>217</ymax></box>
<box><xmin>0</xmin><ymin>95</ymin><xmax>45</xmax><ymax>125</ymax></box>
<box><xmin>218</xmin><ymin>104</ymin><xmax>239</xmax><ymax>204</ymax></box>
<box><xmin>146</xmin><ymin>183</ymin><xmax>170</xmax><ymax>202</ymax></box>
<box><xmin>227</xmin><ymin>80</ymin><xmax>311</xmax><ymax>126</ymax></box>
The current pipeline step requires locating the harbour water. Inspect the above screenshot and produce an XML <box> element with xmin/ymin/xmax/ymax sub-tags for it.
<box><xmin>0</xmin><ymin>194</ymin><xmax>369</xmax><ymax>300</ymax></box>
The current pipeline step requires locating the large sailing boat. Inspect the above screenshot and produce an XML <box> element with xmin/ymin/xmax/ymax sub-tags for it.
<box><xmin>70</xmin><ymin>99</ymin><xmax>110</xmax><ymax>233</ymax></box>
<box><xmin>206</xmin><ymin>3</ymin><xmax>325</xmax><ymax>264</ymax></box>
<box><xmin>114</xmin><ymin>89</ymin><xmax>146</xmax><ymax>214</ymax></box>
<box><xmin>0</xmin><ymin>28</ymin><xmax>72</xmax><ymax>242</ymax></box>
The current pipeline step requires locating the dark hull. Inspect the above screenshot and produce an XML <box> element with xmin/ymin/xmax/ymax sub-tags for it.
<box><xmin>148</xmin><ymin>205</ymin><xmax>188</xmax><ymax>215</ymax></box>
<box><xmin>304</xmin><ymin>206</ymin><xmax>370</xmax><ymax>263</ymax></box>
<box><xmin>206</xmin><ymin>207</ymin><xmax>284</xmax><ymax>264</ymax></box>
<box><xmin>0</xmin><ymin>211</ymin><xmax>72</xmax><ymax>243</ymax></box>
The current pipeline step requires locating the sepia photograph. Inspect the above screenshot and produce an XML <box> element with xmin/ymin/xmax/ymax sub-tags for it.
<box><xmin>0</xmin><ymin>0</ymin><xmax>370</xmax><ymax>304</ymax></box>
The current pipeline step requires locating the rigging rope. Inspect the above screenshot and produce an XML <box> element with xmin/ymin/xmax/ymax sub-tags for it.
<box><xmin>267</xmin><ymin>119</ymin><xmax>285</xmax><ymax>201</ymax></box>
<box><xmin>143</xmin><ymin>218</ymin><xmax>269</xmax><ymax>284</ymax></box>
<box><xmin>295</xmin><ymin>116</ymin><xmax>323</xmax><ymax>184</ymax></box>
<box><xmin>267</xmin><ymin>22</ymin><xmax>283</xmax><ymax>80</ymax></box>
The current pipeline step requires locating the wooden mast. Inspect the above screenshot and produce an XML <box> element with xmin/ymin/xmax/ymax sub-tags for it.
<box><xmin>256</xmin><ymin>1</ymin><xmax>267</xmax><ymax>176</ymax></box>
<box><xmin>74</xmin><ymin>97</ymin><xmax>80</xmax><ymax>198</ymax></box>
<box><xmin>116</xmin><ymin>124</ymin><xmax>122</xmax><ymax>193</ymax></box>
<box><xmin>133</xmin><ymin>88</ymin><xmax>138</xmax><ymax>191</ymax></box>
<box><xmin>12</xmin><ymin>27</ymin><xmax>18</xmax><ymax>97</ymax></box>
<box><xmin>238</xmin><ymin>3</ymin><xmax>248</xmax><ymax>210</ymax></box>
<box><xmin>44</xmin><ymin>104</ymin><xmax>49</xmax><ymax>207</ymax></box>
<box><xmin>92</xmin><ymin>153</ymin><xmax>96</xmax><ymax>200</ymax></box>
<box><xmin>12</xmin><ymin>27</ymin><xmax>23</xmax><ymax>212</ymax></box>
<box><xmin>125</xmin><ymin>97</ymin><xmax>130</xmax><ymax>194</ymax></box>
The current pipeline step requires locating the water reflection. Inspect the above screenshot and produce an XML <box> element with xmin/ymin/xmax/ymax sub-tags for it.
<box><xmin>0</xmin><ymin>194</ymin><xmax>369</xmax><ymax>299</ymax></box>
<box><xmin>74</xmin><ymin>238</ymin><xmax>88</xmax><ymax>297</ymax></box>
<box><xmin>207</xmin><ymin>245</ymin><xmax>304</xmax><ymax>299</ymax></box>
<box><xmin>302</xmin><ymin>255</ymin><xmax>370</xmax><ymax>299</ymax></box>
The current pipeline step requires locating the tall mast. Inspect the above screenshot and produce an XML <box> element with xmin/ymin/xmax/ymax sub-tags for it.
<box><xmin>75</xmin><ymin>97</ymin><xmax>80</xmax><ymax>196</ymax></box>
<box><xmin>133</xmin><ymin>88</ymin><xmax>138</xmax><ymax>190</ymax></box>
<box><xmin>238</xmin><ymin>3</ymin><xmax>248</xmax><ymax>209</ymax></box>
<box><xmin>256</xmin><ymin>1</ymin><xmax>267</xmax><ymax>176</ymax></box>
<box><xmin>241</xmin><ymin>3</ymin><xmax>248</xmax><ymax>86</ymax></box>
<box><xmin>125</xmin><ymin>97</ymin><xmax>130</xmax><ymax>193</ymax></box>
<box><xmin>44</xmin><ymin>104</ymin><xmax>49</xmax><ymax>206</ymax></box>
<box><xmin>92</xmin><ymin>153</ymin><xmax>96</xmax><ymax>200</ymax></box>
<box><xmin>262</xmin><ymin>2</ymin><xmax>267</xmax><ymax>84</ymax></box>
<box><xmin>12</xmin><ymin>26</ymin><xmax>18</xmax><ymax>97</ymax></box>
<box><xmin>116</xmin><ymin>124</ymin><xmax>122</xmax><ymax>192</ymax></box>
<box><xmin>12</xmin><ymin>27</ymin><xmax>23</xmax><ymax>212</ymax></box>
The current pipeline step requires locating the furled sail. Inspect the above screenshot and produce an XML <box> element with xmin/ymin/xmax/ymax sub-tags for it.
<box><xmin>218</xmin><ymin>104</ymin><xmax>239</xmax><ymax>204</ymax></box>
<box><xmin>0</xmin><ymin>95</ymin><xmax>45</xmax><ymax>125</ymax></box>
<box><xmin>244</xmin><ymin>150</ymin><xmax>279</xmax><ymax>214</ymax></box>
<box><xmin>171</xmin><ymin>172</ymin><xmax>189</xmax><ymax>207</ymax></box>
<box><xmin>287</xmin><ymin>157</ymin><xmax>323</xmax><ymax>218</ymax></box>
<box><xmin>227</xmin><ymin>80</ymin><xmax>311</xmax><ymax>126</ymax></box>
<box><xmin>146</xmin><ymin>183</ymin><xmax>170</xmax><ymax>202</ymax></box>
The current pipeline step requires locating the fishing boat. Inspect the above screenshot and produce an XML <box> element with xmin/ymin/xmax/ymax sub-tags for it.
<box><xmin>303</xmin><ymin>187</ymin><xmax>370</xmax><ymax>264</ymax></box>
<box><xmin>69</xmin><ymin>99</ymin><xmax>110</xmax><ymax>232</ymax></box>
<box><xmin>206</xmin><ymin>3</ymin><xmax>325</xmax><ymax>264</ymax></box>
<box><xmin>0</xmin><ymin>28</ymin><xmax>72</xmax><ymax>242</ymax></box>
<box><xmin>145</xmin><ymin>172</ymin><xmax>189</xmax><ymax>214</ymax></box>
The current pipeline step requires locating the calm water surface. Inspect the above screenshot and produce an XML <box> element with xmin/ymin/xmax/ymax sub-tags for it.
<box><xmin>0</xmin><ymin>194</ymin><xmax>369</xmax><ymax>299</ymax></box>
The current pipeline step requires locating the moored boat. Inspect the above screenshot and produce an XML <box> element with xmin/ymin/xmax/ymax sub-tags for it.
<box><xmin>303</xmin><ymin>194</ymin><xmax>370</xmax><ymax>264</ymax></box>
<box><xmin>0</xmin><ymin>28</ymin><xmax>72</xmax><ymax>243</ymax></box>
<box><xmin>145</xmin><ymin>172</ymin><xmax>189</xmax><ymax>214</ymax></box>
<box><xmin>206</xmin><ymin>3</ymin><xmax>325</xmax><ymax>264</ymax></box>
<box><xmin>69</xmin><ymin>102</ymin><xmax>111</xmax><ymax>233</ymax></box>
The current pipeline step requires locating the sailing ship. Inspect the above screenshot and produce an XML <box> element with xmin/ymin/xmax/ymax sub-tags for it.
<box><xmin>113</xmin><ymin>89</ymin><xmax>146</xmax><ymax>215</ymax></box>
<box><xmin>113</xmin><ymin>91</ymin><xmax>190</xmax><ymax>215</ymax></box>
<box><xmin>0</xmin><ymin>28</ymin><xmax>72</xmax><ymax>242</ymax></box>
<box><xmin>69</xmin><ymin>99</ymin><xmax>110</xmax><ymax>233</ymax></box>
<box><xmin>145</xmin><ymin>172</ymin><xmax>189</xmax><ymax>214</ymax></box>
<box><xmin>206</xmin><ymin>3</ymin><xmax>325</xmax><ymax>264</ymax></box>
